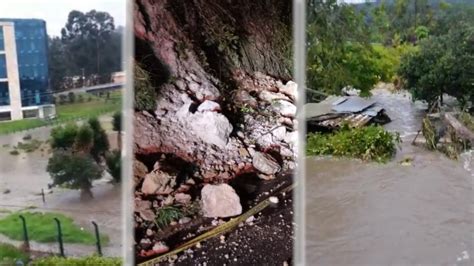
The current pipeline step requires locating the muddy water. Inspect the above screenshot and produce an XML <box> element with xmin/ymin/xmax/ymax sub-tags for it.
<box><xmin>0</xmin><ymin>116</ymin><xmax>122</xmax><ymax>256</ymax></box>
<box><xmin>306</xmin><ymin>89</ymin><xmax>473</xmax><ymax>265</ymax></box>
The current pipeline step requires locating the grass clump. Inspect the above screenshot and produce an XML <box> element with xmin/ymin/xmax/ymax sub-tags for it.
<box><xmin>0</xmin><ymin>243</ymin><xmax>28</xmax><ymax>264</ymax></box>
<box><xmin>155</xmin><ymin>206</ymin><xmax>184</xmax><ymax>229</ymax></box>
<box><xmin>306</xmin><ymin>125</ymin><xmax>400</xmax><ymax>162</ymax></box>
<box><xmin>30</xmin><ymin>256</ymin><xmax>122</xmax><ymax>266</ymax></box>
<box><xmin>15</xmin><ymin>139</ymin><xmax>43</xmax><ymax>153</ymax></box>
<box><xmin>134</xmin><ymin>63</ymin><xmax>157</xmax><ymax>111</ymax></box>
<box><xmin>9</xmin><ymin>150</ymin><xmax>19</xmax><ymax>156</ymax></box>
<box><xmin>0</xmin><ymin>212</ymin><xmax>108</xmax><ymax>245</ymax></box>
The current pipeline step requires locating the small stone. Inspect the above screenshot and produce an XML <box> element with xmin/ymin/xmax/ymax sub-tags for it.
<box><xmin>237</xmin><ymin>131</ymin><xmax>245</xmax><ymax>139</ymax></box>
<box><xmin>269</xmin><ymin>196</ymin><xmax>279</xmax><ymax>204</ymax></box>
<box><xmin>245</xmin><ymin>216</ymin><xmax>255</xmax><ymax>224</ymax></box>
<box><xmin>252</xmin><ymin>152</ymin><xmax>281</xmax><ymax>175</ymax></box>
<box><xmin>175</xmin><ymin>193</ymin><xmax>192</xmax><ymax>205</ymax></box>
<box><xmin>197</xmin><ymin>100</ymin><xmax>221</xmax><ymax>112</ymax></box>
<box><xmin>146</xmin><ymin>229</ymin><xmax>153</xmax><ymax>236</ymax></box>
<box><xmin>179</xmin><ymin>217</ymin><xmax>192</xmax><ymax>224</ymax></box>
<box><xmin>196</xmin><ymin>242</ymin><xmax>202</xmax><ymax>249</ymax></box>
<box><xmin>186</xmin><ymin>178</ymin><xmax>196</xmax><ymax>185</ymax></box>
<box><xmin>152</xmin><ymin>242</ymin><xmax>169</xmax><ymax>254</ymax></box>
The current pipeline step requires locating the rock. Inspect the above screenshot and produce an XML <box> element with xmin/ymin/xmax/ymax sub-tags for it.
<box><xmin>133</xmin><ymin>160</ymin><xmax>148</xmax><ymax>184</ymax></box>
<box><xmin>146</xmin><ymin>229</ymin><xmax>154</xmax><ymax>236</ymax></box>
<box><xmin>278</xmin><ymin>81</ymin><xmax>297</xmax><ymax>100</ymax></box>
<box><xmin>235</xmin><ymin>90</ymin><xmax>258</xmax><ymax>109</ymax></box>
<box><xmin>175</xmin><ymin>193</ymin><xmax>192</xmax><ymax>205</ymax></box>
<box><xmin>252</xmin><ymin>152</ymin><xmax>281</xmax><ymax>175</ymax></box>
<box><xmin>190</xmin><ymin>112</ymin><xmax>233</xmax><ymax>148</ymax></box>
<box><xmin>179</xmin><ymin>217</ymin><xmax>192</xmax><ymax>224</ymax></box>
<box><xmin>273</xmin><ymin>100</ymin><xmax>296</xmax><ymax>118</ymax></box>
<box><xmin>197</xmin><ymin>100</ymin><xmax>221</xmax><ymax>112</ymax></box>
<box><xmin>141</xmin><ymin>170</ymin><xmax>176</xmax><ymax>195</ymax></box>
<box><xmin>3</xmin><ymin>189</ymin><xmax>10</xmax><ymax>194</ymax></box>
<box><xmin>280</xmin><ymin>146</ymin><xmax>294</xmax><ymax>158</ymax></box>
<box><xmin>269</xmin><ymin>196</ymin><xmax>279</xmax><ymax>204</ymax></box>
<box><xmin>271</xmin><ymin>126</ymin><xmax>287</xmax><ymax>141</ymax></box>
<box><xmin>259</xmin><ymin>90</ymin><xmax>290</xmax><ymax>103</ymax></box>
<box><xmin>258</xmin><ymin>173</ymin><xmax>275</xmax><ymax>180</ymax></box>
<box><xmin>201</xmin><ymin>184</ymin><xmax>242</xmax><ymax>218</ymax></box>
<box><xmin>245</xmin><ymin>215</ymin><xmax>255</xmax><ymax>224</ymax></box>
<box><xmin>152</xmin><ymin>242</ymin><xmax>169</xmax><ymax>254</ymax></box>
<box><xmin>139</xmin><ymin>209</ymin><xmax>156</xmax><ymax>222</ymax></box>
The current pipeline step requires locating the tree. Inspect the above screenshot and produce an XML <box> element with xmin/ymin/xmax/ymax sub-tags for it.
<box><xmin>88</xmin><ymin>117</ymin><xmax>110</xmax><ymax>162</ymax></box>
<box><xmin>105</xmin><ymin>150</ymin><xmax>121</xmax><ymax>184</ymax></box>
<box><xmin>47</xmin><ymin>151</ymin><xmax>102</xmax><ymax>199</ymax></box>
<box><xmin>399</xmin><ymin>24</ymin><xmax>474</xmax><ymax>107</ymax></box>
<box><xmin>112</xmin><ymin>111</ymin><xmax>122</xmax><ymax>149</ymax></box>
<box><xmin>61</xmin><ymin>10</ymin><xmax>122</xmax><ymax>82</ymax></box>
<box><xmin>50</xmin><ymin>123</ymin><xmax>79</xmax><ymax>149</ymax></box>
<box><xmin>48</xmin><ymin>37</ymin><xmax>69</xmax><ymax>92</ymax></box>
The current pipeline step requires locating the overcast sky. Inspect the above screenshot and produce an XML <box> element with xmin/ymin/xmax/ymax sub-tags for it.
<box><xmin>0</xmin><ymin>0</ymin><xmax>126</xmax><ymax>37</ymax></box>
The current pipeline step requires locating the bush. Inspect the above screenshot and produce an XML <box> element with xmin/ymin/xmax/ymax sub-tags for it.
<box><xmin>77</xmin><ymin>94</ymin><xmax>84</xmax><ymax>103</ymax></box>
<box><xmin>105</xmin><ymin>150</ymin><xmax>121</xmax><ymax>183</ymax></box>
<box><xmin>50</xmin><ymin>123</ymin><xmax>79</xmax><ymax>150</ymax></box>
<box><xmin>31</xmin><ymin>256</ymin><xmax>121</xmax><ymax>266</ymax></box>
<box><xmin>58</xmin><ymin>94</ymin><xmax>67</xmax><ymax>105</ymax></box>
<box><xmin>68</xmin><ymin>92</ymin><xmax>76</xmax><ymax>103</ymax></box>
<box><xmin>306</xmin><ymin>125</ymin><xmax>401</xmax><ymax>162</ymax></box>
<box><xmin>0</xmin><ymin>243</ymin><xmax>28</xmax><ymax>264</ymax></box>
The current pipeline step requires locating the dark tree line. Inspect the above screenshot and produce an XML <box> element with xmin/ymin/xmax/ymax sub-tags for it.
<box><xmin>48</xmin><ymin>10</ymin><xmax>123</xmax><ymax>92</ymax></box>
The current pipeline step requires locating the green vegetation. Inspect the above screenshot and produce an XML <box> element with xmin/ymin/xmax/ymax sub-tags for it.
<box><xmin>105</xmin><ymin>150</ymin><xmax>121</xmax><ymax>183</ymax></box>
<box><xmin>0</xmin><ymin>212</ymin><xmax>108</xmax><ymax>245</ymax></box>
<box><xmin>399</xmin><ymin>23</ymin><xmax>473</xmax><ymax>106</ymax></box>
<box><xmin>31</xmin><ymin>256</ymin><xmax>122</xmax><ymax>266</ymax></box>
<box><xmin>135</xmin><ymin>63</ymin><xmax>157</xmax><ymax>111</ymax></box>
<box><xmin>155</xmin><ymin>206</ymin><xmax>184</xmax><ymax>229</ymax></box>
<box><xmin>47</xmin><ymin>119</ymin><xmax>111</xmax><ymax>199</ymax></box>
<box><xmin>0</xmin><ymin>92</ymin><xmax>121</xmax><ymax>135</ymax></box>
<box><xmin>0</xmin><ymin>243</ymin><xmax>28</xmax><ymax>264</ymax></box>
<box><xmin>14</xmin><ymin>139</ymin><xmax>43</xmax><ymax>153</ymax></box>
<box><xmin>306</xmin><ymin>125</ymin><xmax>401</xmax><ymax>162</ymax></box>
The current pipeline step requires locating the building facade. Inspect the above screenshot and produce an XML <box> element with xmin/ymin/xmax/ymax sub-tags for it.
<box><xmin>0</xmin><ymin>19</ymin><xmax>54</xmax><ymax>121</ymax></box>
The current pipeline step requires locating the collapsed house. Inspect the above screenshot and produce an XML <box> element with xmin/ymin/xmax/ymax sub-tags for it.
<box><xmin>305</xmin><ymin>95</ymin><xmax>391</xmax><ymax>132</ymax></box>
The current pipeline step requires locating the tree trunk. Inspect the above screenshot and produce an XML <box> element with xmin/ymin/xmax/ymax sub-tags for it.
<box><xmin>133</xmin><ymin>0</ymin><xmax>295</xmax><ymax>182</ymax></box>
<box><xmin>80</xmin><ymin>185</ymin><xmax>93</xmax><ymax>200</ymax></box>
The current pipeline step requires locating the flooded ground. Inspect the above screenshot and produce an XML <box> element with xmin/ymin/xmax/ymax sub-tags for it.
<box><xmin>0</xmin><ymin>115</ymin><xmax>122</xmax><ymax>257</ymax></box>
<box><xmin>306</xmin><ymin>88</ymin><xmax>473</xmax><ymax>265</ymax></box>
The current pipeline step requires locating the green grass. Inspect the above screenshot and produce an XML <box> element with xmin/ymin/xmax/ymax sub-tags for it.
<box><xmin>0</xmin><ymin>92</ymin><xmax>121</xmax><ymax>135</ymax></box>
<box><xmin>0</xmin><ymin>212</ymin><xmax>108</xmax><ymax>245</ymax></box>
<box><xmin>30</xmin><ymin>256</ymin><xmax>122</xmax><ymax>266</ymax></box>
<box><xmin>0</xmin><ymin>243</ymin><xmax>29</xmax><ymax>265</ymax></box>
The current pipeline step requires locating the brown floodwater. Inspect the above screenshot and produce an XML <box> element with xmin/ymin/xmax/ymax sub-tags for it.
<box><xmin>306</xmin><ymin>89</ymin><xmax>473</xmax><ymax>265</ymax></box>
<box><xmin>0</xmin><ymin>116</ymin><xmax>122</xmax><ymax>256</ymax></box>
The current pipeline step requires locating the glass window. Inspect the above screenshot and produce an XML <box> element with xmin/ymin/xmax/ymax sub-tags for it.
<box><xmin>0</xmin><ymin>82</ymin><xmax>9</xmax><ymax>106</ymax></box>
<box><xmin>0</xmin><ymin>54</ymin><xmax>6</xmax><ymax>79</ymax></box>
<box><xmin>0</xmin><ymin>26</ymin><xmax>4</xmax><ymax>51</ymax></box>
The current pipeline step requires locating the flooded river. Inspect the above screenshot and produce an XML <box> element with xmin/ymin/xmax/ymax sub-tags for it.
<box><xmin>306</xmin><ymin>89</ymin><xmax>473</xmax><ymax>265</ymax></box>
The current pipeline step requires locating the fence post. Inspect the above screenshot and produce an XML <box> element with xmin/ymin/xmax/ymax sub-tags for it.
<box><xmin>41</xmin><ymin>189</ymin><xmax>45</xmax><ymax>204</ymax></box>
<box><xmin>18</xmin><ymin>215</ymin><xmax>29</xmax><ymax>251</ymax></box>
<box><xmin>91</xmin><ymin>221</ymin><xmax>103</xmax><ymax>256</ymax></box>
<box><xmin>53</xmin><ymin>218</ymin><xmax>65</xmax><ymax>257</ymax></box>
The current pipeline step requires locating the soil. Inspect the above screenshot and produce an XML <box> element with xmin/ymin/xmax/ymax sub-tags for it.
<box><xmin>136</xmin><ymin>174</ymin><xmax>294</xmax><ymax>266</ymax></box>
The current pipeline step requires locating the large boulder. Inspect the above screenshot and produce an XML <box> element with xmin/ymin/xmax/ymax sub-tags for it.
<box><xmin>201</xmin><ymin>184</ymin><xmax>242</xmax><ymax>218</ymax></box>
<box><xmin>252</xmin><ymin>152</ymin><xmax>281</xmax><ymax>175</ymax></box>
<box><xmin>190</xmin><ymin>111</ymin><xmax>233</xmax><ymax>148</ymax></box>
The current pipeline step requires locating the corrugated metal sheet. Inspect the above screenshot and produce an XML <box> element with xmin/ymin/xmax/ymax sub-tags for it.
<box><xmin>306</xmin><ymin>95</ymin><xmax>389</xmax><ymax>130</ymax></box>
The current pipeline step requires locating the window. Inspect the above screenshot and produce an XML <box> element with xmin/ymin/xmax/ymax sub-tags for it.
<box><xmin>0</xmin><ymin>26</ymin><xmax>4</xmax><ymax>51</ymax></box>
<box><xmin>0</xmin><ymin>82</ymin><xmax>9</xmax><ymax>106</ymax></box>
<box><xmin>0</xmin><ymin>54</ymin><xmax>6</xmax><ymax>79</ymax></box>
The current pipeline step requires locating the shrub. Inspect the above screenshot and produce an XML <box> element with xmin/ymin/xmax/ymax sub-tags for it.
<box><xmin>77</xmin><ymin>94</ymin><xmax>84</xmax><ymax>103</ymax></box>
<box><xmin>68</xmin><ymin>92</ymin><xmax>76</xmax><ymax>103</ymax></box>
<box><xmin>50</xmin><ymin>123</ymin><xmax>79</xmax><ymax>150</ymax></box>
<box><xmin>155</xmin><ymin>206</ymin><xmax>184</xmax><ymax>229</ymax></box>
<box><xmin>58</xmin><ymin>94</ymin><xmax>67</xmax><ymax>105</ymax></box>
<box><xmin>105</xmin><ymin>150</ymin><xmax>121</xmax><ymax>183</ymax></box>
<box><xmin>306</xmin><ymin>125</ymin><xmax>401</xmax><ymax>162</ymax></box>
